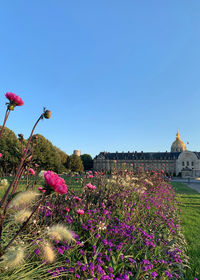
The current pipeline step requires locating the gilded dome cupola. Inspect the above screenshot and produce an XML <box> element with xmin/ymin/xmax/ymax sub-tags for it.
<box><xmin>171</xmin><ymin>129</ymin><xmax>186</xmax><ymax>152</ymax></box>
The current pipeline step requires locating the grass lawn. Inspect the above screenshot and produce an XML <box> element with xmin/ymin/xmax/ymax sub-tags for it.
<box><xmin>0</xmin><ymin>175</ymin><xmax>82</xmax><ymax>199</ymax></box>
<box><xmin>171</xmin><ymin>181</ymin><xmax>200</xmax><ymax>280</ymax></box>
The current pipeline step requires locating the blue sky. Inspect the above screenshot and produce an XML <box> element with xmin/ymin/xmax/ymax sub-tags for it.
<box><xmin>0</xmin><ymin>1</ymin><xmax>200</xmax><ymax>157</ymax></box>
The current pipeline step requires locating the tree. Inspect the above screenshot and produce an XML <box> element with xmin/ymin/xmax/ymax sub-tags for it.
<box><xmin>80</xmin><ymin>154</ymin><xmax>93</xmax><ymax>170</ymax></box>
<box><xmin>66</xmin><ymin>155</ymin><xmax>84</xmax><ymax>172</ymax></box>
<box><xmin>0</xmin><ymin>126</ymin><xmax>20</xmax><ymax>176</ymax></box>
<box><xmin>31</xmin><ymin>134</ymin><xmax>68</xmax><ymax>173</ymax></box>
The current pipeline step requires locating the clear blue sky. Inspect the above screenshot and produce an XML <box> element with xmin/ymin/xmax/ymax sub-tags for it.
<box><xmin>0</xmin><ymin>0</ymin><xmax>200</xmax><ymax>157</ymax></box>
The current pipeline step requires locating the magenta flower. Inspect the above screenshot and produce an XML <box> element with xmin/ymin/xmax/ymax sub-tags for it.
<box><xmin>86</xmin><ymin>183</ymin><xmax>96</xmax><ymax>190</ymax></box>
<box><xmin>44</xmin><ymin>171</ymin><xmax>68</xmax><ymax>194</ymax></box>
<box><xmin>0</xmin><ymin>153</ymin><xmax>2</xmax><ymax>158</ymax></box>
<box><xmin>29</xmin><ymin>168</ymin><xmax>35</xmax><ymax>175</ymax></box>
<box><xmin>77</xmin><ymin>209</ymin><xmax>84</xmax><ymax>215</ymax></box>
<box><xmin>5</xmin><ymin>92</ymin><xmax>24</xmax><ymax>106</ymax></box>
<box><xmin>38</xmin><ymin>187</ymin><xmax>46</xmax><ymax>193</ymax></box>
<box><xmin>74</xmin><ymin>196</ymin><xmax>81</xmax><ymax>202</ymax></box>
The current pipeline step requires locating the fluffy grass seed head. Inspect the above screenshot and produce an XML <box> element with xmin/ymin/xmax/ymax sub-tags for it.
<box><xmin>47</xmin><ymin>225</ymin><xmax>75</xmax><ymax>242</ymax></box>
<box><xmin>41</xmin><ymin>242</ymin><xmax>56</xmax><ymax>263</ymax></box>
<box><xmin>0</xmin><ymin>179</ymin><xmax>8</xmax><ymax>188</ymax></box>
<box><xmin>1</xmin><ymin>246</ymin><xmax>24</xmax><ymax>270</ymax></box>
<box><xmin>14</xmin><ymin>209</ymin><xmax>32</xmax><ymax>224</ymax></box>
<box><xmin>9</xmin><ymin>191</ymin><xmax>40</xmax><ymax>208</ymax></box>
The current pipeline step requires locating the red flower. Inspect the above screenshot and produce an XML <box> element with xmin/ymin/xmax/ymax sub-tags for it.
<box><xmin>65</xmin><ymin>207</ymin><xmax>70</xmax><ymax>212</ymax></box>
<box><xmin>29</xmin><ymin>168</ymin><xmax>35</xmax><ymax>175</ymax></box>
<box><xmin>0</xmin><ymin>153</ymin><xmax>2</xmax><ymax>158</ymax></box>
<box><xmin>38</xmin><ymin>187</ymin><xmax>46</xmax><ymax>193</ymax></box>
<box><xmin>44</xmin><ymin>171</ymin><xmax>68</xmax><ymax>195</ymax></box>
<box><xmin>86</xmin><ymin>183</ymin><xmax>96</xmax><ymax>190</ymax></box>
<box><xmin>5</xmin><ymin>92</ymin><xmax>24</xmax><ymax>106</ymax></box>
<box><xmin>77</xmin><ymin>209</ymin><xmax>84</xmax><ymax>215</ymax></box>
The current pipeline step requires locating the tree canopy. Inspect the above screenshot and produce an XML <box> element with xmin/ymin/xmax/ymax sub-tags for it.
<box><xmin>0</xmin><ymin>126</ymin><xmax>20</xmax><ymax>176</ymax></box>
<box><xmin>80</xmin><ymin>154</ymin><xmax>93</xmax><ymax>170</ymax></box>
<box><xmin>66</xmin><ymin>154</ymin><xmax>84</xmax><ymax>172</ymax></box>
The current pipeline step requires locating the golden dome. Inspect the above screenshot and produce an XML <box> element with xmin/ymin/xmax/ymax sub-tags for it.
<box><xmin>171</xmin><ymin>129</ymin><xmax>186</xmax><ymax>152</ymax></box>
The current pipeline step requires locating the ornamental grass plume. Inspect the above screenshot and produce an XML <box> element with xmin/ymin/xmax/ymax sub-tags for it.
<box><xmin>0</xmin><ymin>246</ymin><xmax>24</xmax><ymax>270</ymax></box>
<box><xmin>14</xmin><ymin>209</ymin><xmax>32</xmax><ymax>224</ymax></box>
<box><xmin>47</xmin><ymin>225</ymin><xmax>75</xmax><ymax>242</ymax></box>
<box><xmin>9</xmin><ymin>191</ymin><xmax>40</xmax><ymax>208</ymax></box>
<box><xmin>0</xmin><ymin>179</ymin><xmax>8</xmax><ymax>188</ymax></box>
<box><xmin>41</xmin><ymin>242</ymin><xmax>56</xmax><ymax>263</ymax></box>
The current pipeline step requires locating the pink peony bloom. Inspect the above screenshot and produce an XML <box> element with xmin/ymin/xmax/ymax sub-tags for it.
<box><xmin>44</xmin><ymin>171</ymin><xmax>68</xmax><ymax>195</ymax></box>
<box><xmin>5</xmin><ymin>92</ymin><xmax>24</xmax><ymax>106</ymax></box>
<box><xmin>77</xmin><ymin>209</ymin><xmax>84</xmax><ymax>215</ymax></box>
<box><xmin>88</xmin><ymin>171</ymin><xmax>92</xmax><ymax>174</ymax></box>
<box><xmin>29</xmin><ymin>168</ymin><xmax>35</xmax><ymax>175</ymax></box>
<box><xmin>0</xmin><ymin>153</ymin><xmax>2</xmax><ymax>158</ymax></box>
<box><xmin>86</xmin><ymin>183</ymin><xmax>96</xmax><ymax>190</ymax></box>
<box><xmin>94</xmin><ymin>171</ymin><xmax>98</xmax><ymax>175</ymax></box>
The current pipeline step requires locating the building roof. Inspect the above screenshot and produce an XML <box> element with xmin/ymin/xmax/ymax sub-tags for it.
<box><xmin>171</xmin><ymin>129</ymin><xmax>186</xmax><ymax>152</ymax></box>
<box><xmin>94</xmin><ymin>151</ymin><xmax>181</xmax><ymax>160</ymax></box>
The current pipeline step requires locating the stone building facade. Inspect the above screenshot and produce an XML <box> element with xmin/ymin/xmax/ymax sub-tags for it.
<box><xmin>93</xmin><ymin>130</ymin><xmax>200</xmax><ymax>178</ymax></box>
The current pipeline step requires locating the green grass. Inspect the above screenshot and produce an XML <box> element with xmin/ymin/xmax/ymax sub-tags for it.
<box><xmin>0</xmin><ymin>175</ymin><xmax>82</xmax><ymax>199</ymax></box>
<box><xmin>171</xmin><ymin>181</ymin><xmax>200</xmax><ymax>280</ymax></box>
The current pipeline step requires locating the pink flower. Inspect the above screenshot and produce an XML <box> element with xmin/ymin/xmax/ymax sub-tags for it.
<box><xmin>29</xmin><ymin>168</ymin><xmax>35</xmax><ymax>175</ymax></box>
<box><xmin>94</xmin><ymin>171</ymin><xmax>98</xmax><ymax>175</ymax></box>
<box><xmin>65</xmin><ymin>207</ymin><xmax>70</xmax><ymax>212</ymax></box>
<box><xmin>86</xmin><ymin>183</ymin><xmax>96</xmax><ymax>190</ymax></box>
<box><xmin>74</xmin><ymin>196</ymin><xmax>81</xmax><ymax>202</ymax></box>
<box><xmin>38</xmin><ymin>187</ymin><xmax>46</xmax><ymax>193</ymax></box>
<box><xmin>88</xmin><ymin>171</ymin><xmax>92</xmax><ymax>174</ymax></box>
<box><xmin>0</xmin><ymin>153</ymin><xmax>2</xmax><ymax>158</ymax></box>
<box><xmin>77</xmin><ymin>209</ymin><xmax>84</xmax><ymax>215</ymax></box>
<box><xmin>5</xmin><ymin>92</ymin><xmax>24</xmax><ymax>106</ymax></box>
<box><xmin>89</xmin><ymin>175</ymin><xmax>94</xmax><ymax>178</ymax></box>
<box><xmin>44</xmin><ymin>171</ymin><xmax>68</xmax><ymax>195</ymax></box>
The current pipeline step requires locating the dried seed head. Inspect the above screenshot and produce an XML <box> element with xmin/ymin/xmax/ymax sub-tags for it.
<box><xmin>47</xmin><ymin>224</ymin><xmax>75</xmax><ymax>242</ymax></box>
<box><xmin>9</xmin><ymin>191</ymin><xmax>40</xmax><ymax>208</ymax></box>
<box><xmin>14</xmin><ymin>209</ymin><xmax>32</xmax><ymax>224</ymax></box>
<box><xmin>1</xmin><ymin>246</ymin><xmax>24</xmax><ymax>269</ymax></box>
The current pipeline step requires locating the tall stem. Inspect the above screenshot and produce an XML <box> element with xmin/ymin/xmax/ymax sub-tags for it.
<box><xmin>0</xmin><ymin>113</ymin><xmax>44</xmax><ymax>208</ymax></box>
<box><xmin>0</xmin><ymin>109</ymin><xmax>10</xmax><ymax>139</ymax></box>
<box><xmin>0</xmin><ymin>113</ymin><xmax>44</xmax><ymax>249</ymax></box>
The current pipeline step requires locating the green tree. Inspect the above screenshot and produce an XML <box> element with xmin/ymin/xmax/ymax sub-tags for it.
<box><xmin>67</xmin><ymin>154</ymin><xmax>84</xmax><ymax>172</ymax></box>
<box><xmin>80</xmin><ymin>154</ymin><xmax>93</xmax><ymax>170</ymax></box>
<box><xmin>0</xmin><ymin>126</ymin><xmax>20</xmax><ymax>176</ymax></box>
<box><xmin>31</xmin><ymin>134</ymin><xmax>68</xmax><ymax>173</ymax></box>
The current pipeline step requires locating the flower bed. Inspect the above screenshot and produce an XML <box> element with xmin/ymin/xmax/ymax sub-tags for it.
<box><xmin>0</xmin><ymin>170</ymin><xmax>188</xmax><ymax>279</ymax></box>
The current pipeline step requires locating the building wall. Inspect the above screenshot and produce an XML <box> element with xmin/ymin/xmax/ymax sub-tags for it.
<box><xmin>93</xmin><ymin>158</ymin><xmax>176</xmax><ymax>175</ymax></box>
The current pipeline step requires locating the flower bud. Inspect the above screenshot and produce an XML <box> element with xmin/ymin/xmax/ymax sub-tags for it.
<box><xmin>44</xmin><ymin>110</ymin><xmax>51</xmax><ymax>119</ymax></box>
<box><xmin>8</xmin><ymin>104</ymin><xmax>15</xmax><ymax>111</ymax></box>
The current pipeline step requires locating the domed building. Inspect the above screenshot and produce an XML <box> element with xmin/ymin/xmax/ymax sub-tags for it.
<box><xmin>171</xmin><ymin>129</ymin><xmax>186</xmax><ymax>152</ymax></box>
<box><xmin>93</xmin><ymin>130</ymin><xmax>200</xmax><ymax>178</ymax></box>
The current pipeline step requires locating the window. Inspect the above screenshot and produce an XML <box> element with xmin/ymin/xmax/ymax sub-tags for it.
<box><xmin>192</xmin><ymin>162</ymin><xmax>194</xmax><ymax>166</ymax></box>
<box><xmin>182</xmin><ymin>162</ymin><xmax>185</xmax><ymax>166</ymax></box>
<box><xmin>187</xmin><ymin>161</ymin><xmax>189</xmax><ymax>166</ymax></box>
